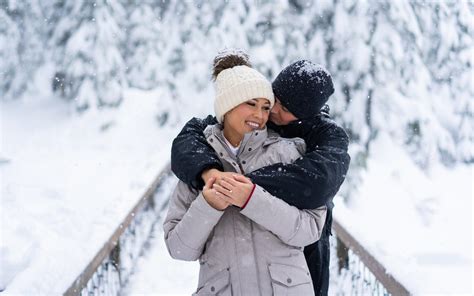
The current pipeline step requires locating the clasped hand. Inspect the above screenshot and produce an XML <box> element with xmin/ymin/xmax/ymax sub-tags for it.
<box><xmin>202</xmin><ymin>171</ymin><xmax>254</xmax><ymax>210</ymax></box>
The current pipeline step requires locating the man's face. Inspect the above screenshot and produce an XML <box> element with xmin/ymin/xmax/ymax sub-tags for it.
<box><xmin>269</xmin><ymin>97</ymin><xmax>298</xmax><ymax>126</ymax></box>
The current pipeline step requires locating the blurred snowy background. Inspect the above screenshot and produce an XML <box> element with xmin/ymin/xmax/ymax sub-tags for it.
<box><xmin>0</xmin><ymin>0</ymin><xmax>472</xmax><ymax>294</ymax></box>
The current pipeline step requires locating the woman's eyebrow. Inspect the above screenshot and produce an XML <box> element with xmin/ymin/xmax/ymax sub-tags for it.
<box><xmin>251</xmin><ymin>98</ymin><xmax>270</xmax><ymax>105</ymax></box>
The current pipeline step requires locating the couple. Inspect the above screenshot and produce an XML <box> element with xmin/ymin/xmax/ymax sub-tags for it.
<box><xmin>164</xmin><ymin>49</ymin><xmax>350</xmax><ymax>295</ymax></box>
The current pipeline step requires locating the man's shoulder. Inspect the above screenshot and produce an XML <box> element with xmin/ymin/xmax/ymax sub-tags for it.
<box><xmin>303</xmin><ymin>112</ymin><xmax>347</xmax><ymax>134</ymax></box>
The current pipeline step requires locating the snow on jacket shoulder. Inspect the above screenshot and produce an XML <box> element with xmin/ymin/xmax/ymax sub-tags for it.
<box><xmin>163</xmin><ymin>125</ymin><xmax>326</xmax><ymax>296</ymax></box>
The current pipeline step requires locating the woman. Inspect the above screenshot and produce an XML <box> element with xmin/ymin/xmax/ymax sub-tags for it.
<box><xmin>163</xmin><ymin>51</ymin><xmax>327</xmax><ymax>295</ymax></box>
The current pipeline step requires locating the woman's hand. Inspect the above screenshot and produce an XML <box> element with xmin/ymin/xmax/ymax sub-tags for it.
<box><xmin>202</xmin><ymin>177</ymin><xmax>231</xmax><ymax>211</ymax></box>
<box><xmin>213</xmin><ymin>175</ymin><xmax>255</xmax><ymax>208</ymax></box>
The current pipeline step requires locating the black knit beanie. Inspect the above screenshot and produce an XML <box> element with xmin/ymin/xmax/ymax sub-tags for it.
<box><xmin>272</xmin><ymin>60</ymin><xmax>334</xmax><ymax>119</ymax></box>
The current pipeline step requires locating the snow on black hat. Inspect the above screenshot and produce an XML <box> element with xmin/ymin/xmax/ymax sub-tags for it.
<box><xmin>272</xmin><ymin>60</ymin><xmax>334</xmax><ymax>119</ymax></box>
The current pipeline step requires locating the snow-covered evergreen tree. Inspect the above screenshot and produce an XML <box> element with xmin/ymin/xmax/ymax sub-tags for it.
<box><xmin>140</xmin><ymin>0</ymin><xmax>472</xmax><ymax>169</ymax></box>
<box><xmin>0</xmin><ymin>8</ymin><xmax>20</xmax><ymax>100</ymax></box>
<box><xmin>0</xmin><ymin>0</ymin><xmax>44</xmax><ymax>100</ymax></box>
<box><xmin>121</xmin><ymin>2</ymin><xmax>163</xmax><ymax>90</ymax></box>
<box><xmin>50</xmin><ymin>0</ymin><xmax>126</xmax><ymax>111</ymax></box>
<box><xmin>1</xmin><ymin>0</ymin><xmax>471</xmax><ymax>168</ymax></box>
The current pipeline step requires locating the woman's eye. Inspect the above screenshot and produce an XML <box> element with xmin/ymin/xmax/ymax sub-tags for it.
<box><xmin>246</xmin><ymin>102</ymin><xmax>256</xmax><ymax>106</ymax></box>
<box><xmin>263</xmin><ymin>106</ymin><xmax>271</xmax><ymax>111</ymax></box>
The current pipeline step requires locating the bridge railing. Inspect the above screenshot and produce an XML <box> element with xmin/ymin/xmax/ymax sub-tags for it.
<box><xmin>330</xmin><ymin>219</ymin><xmax>411</xmax><ymax>295</ymax></box>
<box><xmin>64</xmin><ymin>163</ymin><xmax>411</xmax><ymax>295</ymax></box>
<box><xmin>64</xmin><ymin>164</ymin><xmax>174</xmax><ymax>296</ymax></box>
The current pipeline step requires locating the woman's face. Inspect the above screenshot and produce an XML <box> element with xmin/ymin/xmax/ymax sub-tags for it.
<box><xmin>223</xmin><ymin>98</ymin><xmax>271</xmax><ymax>138</ymax></box>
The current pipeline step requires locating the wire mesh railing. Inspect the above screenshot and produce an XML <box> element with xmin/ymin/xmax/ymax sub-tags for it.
<box><xmin>64</xmin><ymin>162</ymin><xmax>410</xmax><ymax>295</ymax></box>
<box><xmin>329</xmin><ymin>219</ymin><xmax>411</xmax><ymax>295</ymax></box>
<box><xmin>64</xmin><ymin>164</ymin><xmax>175</xmax><ymax>296</ymax></box>
<box><xmin>80</xmin><ymin>259</ymin><xmax>120</xmax><ymax>296</ymax></box>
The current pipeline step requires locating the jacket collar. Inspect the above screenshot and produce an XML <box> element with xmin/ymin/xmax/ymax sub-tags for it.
<box><xmin>204</xmin><ymin>124</ymin><xmax>268</xmax><ymax>160</ymax></box>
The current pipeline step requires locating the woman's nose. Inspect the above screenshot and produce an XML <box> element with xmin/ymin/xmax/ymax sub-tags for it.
<box><xmin>254</xmin><ymin>109</ymin><xmax>264</xmax><ymax>119</ymax></box>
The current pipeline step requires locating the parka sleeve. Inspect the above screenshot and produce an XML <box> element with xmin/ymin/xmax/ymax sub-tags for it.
<box><xmin>171</xmin><ymin>115</ymin><xmax>222</xmax><ymax>190</ymax></box>
<box><xmin>247</xmin><ymin>114</ymin><xmax>350</xmax><ymax>209</ymax></box>
<box><xmin>163</xmin><ymin>181</ymin><xmax>224</xmax><ymax>261</ymax></box>
<box><xmin>240</xmin><ymin>185</ymin><xmax>327</xmax><ymax>247</ymax></box>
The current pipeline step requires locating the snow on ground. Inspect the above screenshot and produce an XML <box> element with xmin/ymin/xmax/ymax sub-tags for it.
<box><xmin>334</xmin><ymin>132</ymin><xmax>473</xmax><ymax>295</ymax></box>
<box><xmin>0</xmin><ymin>72</ymin><xmax>212</xmax><ymax>293</ymax></box>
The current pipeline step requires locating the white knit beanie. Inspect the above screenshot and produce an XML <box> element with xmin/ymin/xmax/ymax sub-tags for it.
<box><xmin>214</xmin><ymin>65</ymin><xmax>274</xmax><ymax>123</ymax></box>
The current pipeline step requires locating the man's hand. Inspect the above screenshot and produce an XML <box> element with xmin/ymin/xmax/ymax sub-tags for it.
<box><xmin>213</xmin><ymin>175</ymin><xmax>255</xmax><ymax>208</ymax></box>
<box><xmin>202</xmin><ymin>168</ymin><xmax>238</xmax><ymax>184</ymax></box>
<box><xmin>202</xmin><ymin>177</ymin><xmax>230</xmax><ymax>211</ymax></box>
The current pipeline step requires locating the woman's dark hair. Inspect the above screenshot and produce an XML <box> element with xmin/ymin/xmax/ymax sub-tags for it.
<box><xmin>212</xmin><ymin>48</ymin><xmax>252</xmax><ymax>80</ymax></box>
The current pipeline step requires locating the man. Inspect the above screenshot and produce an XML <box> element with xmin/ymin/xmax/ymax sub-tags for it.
<box><xmin>171</xmin><ymin>59</ymin><xmax>350</xmax><ymax>295</ymax></box>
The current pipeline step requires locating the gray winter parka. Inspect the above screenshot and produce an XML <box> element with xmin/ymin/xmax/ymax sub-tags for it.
<box><xmin>163</xmin><ymin>125</ymin><xmax>327</xmax><ymax>296</ymax></box>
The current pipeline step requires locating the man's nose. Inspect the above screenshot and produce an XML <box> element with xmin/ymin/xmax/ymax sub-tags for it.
<box><xmin>270</xmin><ymin>104</ymin><xmax>279</xmax><ymax>114</ymax></box>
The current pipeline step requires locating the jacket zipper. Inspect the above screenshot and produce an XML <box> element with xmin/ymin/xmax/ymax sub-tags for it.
<box><xmin>250</xmin><ymin>221</ymin><xmax>262</xmax><ymax>295</ymax></box>
<box><xmin>236</xmin><ymin>157</ymin><xmax>245</xmax><ymax>174</ymax></box>
<box><xmin>213</xmin><ymin>132</ymin><xmax>263</xmax><ymax>293</ymax></box>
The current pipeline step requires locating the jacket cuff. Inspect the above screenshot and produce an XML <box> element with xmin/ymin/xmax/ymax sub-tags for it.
<box><xmin>240</xmin><ymin>185</ymin><xmax>269</xmax><ymax>217</ymax></box>
<box><xmin>241</xmin><ymin>184</ymin><xmax>256</xmax><ymax>210</ymax></box>
<box><xmin>191</xmin><ymin>193</ymin><xmax>225</xmax><ymax>221</ymax></box>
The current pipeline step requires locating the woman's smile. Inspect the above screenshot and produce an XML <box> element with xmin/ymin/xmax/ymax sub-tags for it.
<box><xmin>245</xmin><ymin>120</ymin><xmax>262</xmax><ymax>130</ymax></box>
<box><xmin>223</xmin><ymin>98</ymin><xmax>270</xmax><ymax>146</ymax></box>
